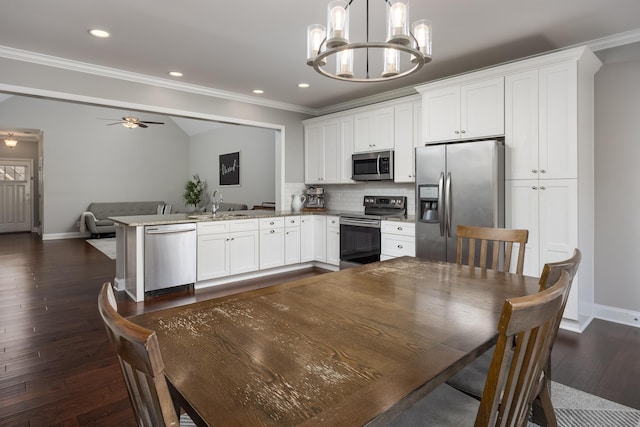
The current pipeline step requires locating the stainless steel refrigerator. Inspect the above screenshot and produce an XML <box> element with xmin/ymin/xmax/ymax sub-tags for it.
<box><xmin>415</xmin><ymin>139</ymin><xmax>504</xmax><ymax>262</ymax></box>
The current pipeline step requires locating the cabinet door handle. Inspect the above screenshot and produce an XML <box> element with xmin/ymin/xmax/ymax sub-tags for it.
<box><xmin>397</xmin><ymin>226</ymin><xmax>403</xmax><ymax>231</ymax></box>
<box><xmin>532</xmin><ymin>169</ymin><xmax>538</xmax><ymax>173</ymax></box>
<box><xmin>540</xmin><ymin>186</ymin><xmax>546</xmax><ymax>190</ymax></box>
<box><xmin>397</xmin><ymin>244</ymin><xmax>403</xmax><ymax>249</ymax></box>
<box><xmin>269</xmin><ymin>221</ymin><xmax>274</xmax><ymax>225</ymax></box>
<box><xmin>532</xmin><ymin>186</ymin><xmax>538</xmax><ymax>190</ymax></box>
<box><xmin>454</xmin><ymin>130</ymin><xmax>460</xmax><ymax>134</ymax></box>
<box><xmin>461</xmin><ymin>130</ymin><xmax>466</xmax><ymax>134</ymax></box>
<box><xmin>540</xmin><ymin>169</ymin><xmax>546</xmax><ymax>174</ymax></box>
<box><xmin>270</xmin><ymin>229</ymin><xmax>275</xmax><ymax>233</ymax></box>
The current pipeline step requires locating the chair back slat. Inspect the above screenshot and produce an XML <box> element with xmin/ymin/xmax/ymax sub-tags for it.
<box><xmin>474</xmin><ymin>271</ymin><xmax>571</xmax><ymax>427</ymax></box>
<box><xmin>98</xmin><ymin>283</ymin><xmax>180</xmax><ymax>427</ymax></box>
<box><xmin>457</xmin><ymin>225</ymin><xmax>529</xmax><ymax>275</ymax></box>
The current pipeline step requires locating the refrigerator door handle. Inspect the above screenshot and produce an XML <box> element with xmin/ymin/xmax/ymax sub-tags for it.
<box><xmin>445</xmin><ymin>172</ymin><xmax>452</xmax><ymax>237</ymax></box>
<box><xmin>438</xmin><ymin>172</ymin><xmax>445</xmax><ymax>236</ymax></box>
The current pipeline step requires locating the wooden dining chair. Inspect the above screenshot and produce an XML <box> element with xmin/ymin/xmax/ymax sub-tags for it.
<box><xmin>456</xmin><ymin>225</ymin><xmax>529</xmax><ymax>274</ymax></box>
<box><xmin>531</xmin><ymin>248</ymin><xmax>582</xmax><ymax>426</ymax></box>
<box><xmin>446</xmin><ymin>249</ymin><xmax>581</xmax><ymax>427</ymax></box>
<box><xmin>388</xmin><ymin>271</ymin><xmax>571</xmax><ymax>427</ymax></box>
<box><xmin>98</xmin><ymin>282</ymin><xmax>185</xmax><ymax>427</ymax></box>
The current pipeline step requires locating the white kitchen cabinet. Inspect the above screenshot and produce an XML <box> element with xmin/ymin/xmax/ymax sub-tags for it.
<box><xmin>304</xmin><ymin>119</ymin><xmax>341</xmax><ymax>184</ymax></box>
<box><xmin>506</xmin><ymin>179</ymin><xmax>579</xmax><ymax>319</ymax></box>
<box><xmin>381</xmin><ymin>221</ymin><xmax>416</xmax><ymax>260</ymax></box>
<box><xmin>502</xmin><ymin>47</ymin><xmax>601</xmax><ymax>332</ymax></box>
<box><xmin>505</xmin><ymin>63</ymin><xmax>578</xmax><ymax>180</ymax></box>
<box><xmin>420</xmin><ymin>77</ymin><xmax>504</xmax><ymax>143</ymax></box>
<box><xmin>300</xmin><ymin>216</ymin><xmax>315</xmax><ymax>263</ymax></box>
<box><xmin>197</xmin><ymin>233</ymin><xmax>229</xmax><ymax>280</ymax></box>
<box><xmin>313</xmin><ymin>215</ymin><xmax>327</xmax><ymax>263</ymax></box>
<box><xmin>197</xmin><ymin>219</ymin><xmax>259</xmax><ymax>280</ymax></box>
<box><xmin>259</xmin><ymin>217</ymin><xmax>285</xmax><ymax>269</ymax></box>
<box><xmin>340</xmin><ymin>116</ymin><xmax>355</xmax><ymax>183</ymax></box>
<box><xmin>354</xmin><ymin>107</ymin><xmax>394</xmax><ymax>152</ymax></box>
<box><xmin>284</xmin><ymin>216</ymin><xmax>301</xmax><ymax>265</ymax></box>
<box><xmin>326</xmin><ymin>216</ymin><xmax>340</xmax><ymax>266</ymax></box>
<box><xmin>393</xmin><ymin>102</ymin><xmax>416</xmax><ymax>183</ymax></box>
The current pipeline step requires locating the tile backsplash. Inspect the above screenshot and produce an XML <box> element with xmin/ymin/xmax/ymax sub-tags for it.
<box><xmin>286</xmin><ymin>182</ymin><xmax>416</xmax><ymax>215</ymax></box>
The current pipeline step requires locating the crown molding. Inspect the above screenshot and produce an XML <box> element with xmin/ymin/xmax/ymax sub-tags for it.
<box><xmin>586</xmin><ymin>28</ymin><xmax>640</xmax><ymax>52</ymax></box>
<box><xmin>0</xmin><ymin>46</ymin><xmax>316</xmax><ymax>115</ymax></box>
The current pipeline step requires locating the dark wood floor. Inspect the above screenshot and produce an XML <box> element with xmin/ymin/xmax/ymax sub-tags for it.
<box><xmin>1</xmin><ymin>233</ymin><xmax>638</xmax><ymax>426</ymax></box>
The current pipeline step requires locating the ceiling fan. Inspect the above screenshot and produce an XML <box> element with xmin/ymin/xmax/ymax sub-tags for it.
<box><xmin>99</xmin><ymin>114</ymin><xmax>165</xmax><ymax>129</ymax></box>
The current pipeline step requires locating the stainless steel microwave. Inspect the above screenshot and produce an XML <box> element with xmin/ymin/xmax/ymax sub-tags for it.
<box><xmin>352</xmin><ymin>150</ymin><xmax>394</xmax><ymax>181</ymax></box>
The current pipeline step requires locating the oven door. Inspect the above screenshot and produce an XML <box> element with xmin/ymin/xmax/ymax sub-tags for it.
<box><xmin>339</xmin><ymin>217</ymin><xmax>381</xmax><ymax>269</ymax></box>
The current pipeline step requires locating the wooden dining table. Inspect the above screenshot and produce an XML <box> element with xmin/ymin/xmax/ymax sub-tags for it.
<box><xmin>130</xmin><ymin>256</ymin><xmax>540</xmax><ymax>426</ymax></box>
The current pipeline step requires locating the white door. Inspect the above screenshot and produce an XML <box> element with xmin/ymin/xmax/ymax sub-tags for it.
<box><xmin>0</xmin><ymin>159</ymin><xmax>32</xmax><ymax>233</ymax></box>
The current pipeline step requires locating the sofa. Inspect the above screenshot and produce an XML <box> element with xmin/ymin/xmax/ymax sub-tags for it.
<box><xmin>217</xmin><ymin>202</ymin><xmax>248</xmax><ymax>212</ymax></box>
<box><xmin>81</xmin><ymin>201</ymin><xmax>165</xmax><ymax>237</ymax></box>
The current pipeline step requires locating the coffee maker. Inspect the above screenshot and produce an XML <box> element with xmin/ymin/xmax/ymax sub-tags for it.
<box><xmin>305</xmin><ymin>187</ymin><xmax>325</xmax><ymax>209</ymax></box>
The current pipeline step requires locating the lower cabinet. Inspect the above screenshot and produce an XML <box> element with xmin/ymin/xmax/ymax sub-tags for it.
<box><xmin>300</xmin><ymin>216</ymin><xmax>315</xmax><ymax>263</ymax></box>
<box><xmin>506</xmin><ymin>178</ymin><xmax>579</xmax><ymax>322</ymax></box>
<box><xmin>313</xmin><ymin>216</ymin><xmax>327</xmax><ymax>262</ymax></box>
<box><xmin>381</xmin><ymin>221</ymin><xmax>416</xmax><ymax>260</ymax></box>
<box><xmin>259</xmin><ymin>217</ymin><xmax>285</xmax><ymax>269</ymax></box>
<box><xmin>284</xmin><ymin>216</ymin><xmax>301</xmax><ymax>265</ymax></box>
<box><xmin>326</xmin><ymin>216</ymin><xmax>340</xmax><ymax>266</ymax></box>
<box><xmin>197</xmin><ymin>215</ymin><xmax>341</xmax><ymax>283</ymax></box>
<box><xmin>197</xmin><ymin>219</ymin><xmax>259</xmax><ymax>281</ymax></box>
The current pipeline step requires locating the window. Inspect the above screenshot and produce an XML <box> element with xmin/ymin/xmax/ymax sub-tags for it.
<box><xmin>0</xmin><ymin>165</ymin><xmax>27</xmax><ymax>181</ymax></box>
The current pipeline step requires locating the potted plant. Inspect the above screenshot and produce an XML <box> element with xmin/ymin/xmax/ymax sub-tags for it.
<box><xmin>184</xmin><ymin>174</ymin><xmax>206</xmax><ymax>211</ymax></box>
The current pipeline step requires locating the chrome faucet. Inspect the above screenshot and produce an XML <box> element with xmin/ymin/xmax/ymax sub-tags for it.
<box><xmin>211</xmin><ymin>190</ymin><xmax>223</xmax><ymax>216</ymax></box>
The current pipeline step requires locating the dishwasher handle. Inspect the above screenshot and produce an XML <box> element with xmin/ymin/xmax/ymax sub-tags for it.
<box><xmin>145</xmin><ymin>226</ymin><xmax>196</xmax><ymax>235</ymax></box>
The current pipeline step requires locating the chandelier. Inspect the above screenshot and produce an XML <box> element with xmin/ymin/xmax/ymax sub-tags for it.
<box><xmin>306</xmin><ymin>0</ymin><xmax>432</xmax><ymax>82</ymax></box>
<box><xmin>4</xmin><ymin>133</ymin><xmax>18</xmax><ymax>149</ymax></box>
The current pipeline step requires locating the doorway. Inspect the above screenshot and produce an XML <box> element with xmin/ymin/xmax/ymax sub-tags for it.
<box><xmin>0</xmin><ymin>159</ymin><xmax>33</xmax><ymax>233</ymax></box>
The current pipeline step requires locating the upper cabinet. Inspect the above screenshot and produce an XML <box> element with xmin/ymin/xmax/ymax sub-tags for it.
<box><xmin>505</xmin><ymin>62</ymin><xmax>579</xmax><ymax>180</ymax></box>
<box><xmin>393</xmin><ymin>101</ymin><xmax>421</xmax><ymax>183</ymax></box>
<box><xmin>304</xmin><ymin>119</ymin><xmax>342</xmax><ymax>184</ymax></box>
<box><xmin>419</xmin><ymin>77</ymin><xmax>504</xmax><ymax>143</ymax></box>
<box><xmin>354</xmin><ymin>107</ymin><xmax>395</xmax><ymax>152</ymax></box>
<box><xmin>303</xmin><ymin>96</ymin><xmax>420</xmax><ymax>185</ymax></box>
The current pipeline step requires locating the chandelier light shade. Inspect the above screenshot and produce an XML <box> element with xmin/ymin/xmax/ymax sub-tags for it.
<box><xmin>306</xmin><ymin>0</ymin><xmax>432</xmax><ymax>82</ymax></box>
<box><xmin>4</xmin><ymin>133</ymin><xmax>18</xmax><ymax>148</ymax></box>
<box><xmin>306</xmin><ymin>24</ymin><xmax>327</xmax><ymax>65</ymax></box>
<box><xmin>327</xmin><ymin>0</ymin><xmax>349</xmax><ymax>48</ymax></box>
<box><xmin>386</xmin><ymin>0</ymin><xmax>409</xmax><ymax>45</ymax></box>
<box><xmin>411</xmin><ymin>19</ymin><xmax>432</xmax><ymax>60</ymax></box>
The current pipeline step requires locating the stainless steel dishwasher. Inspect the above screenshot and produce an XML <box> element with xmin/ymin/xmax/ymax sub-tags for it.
<box><xmin>144</xmin><ymin>223</ymin><xmax>197</xmax><ymax>292</ymax></box>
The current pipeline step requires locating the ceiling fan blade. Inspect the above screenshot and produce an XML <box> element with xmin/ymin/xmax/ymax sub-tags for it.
<box><xmin>139</xmin><ymin>121</ymin><xmax>165</xmax><ymax>125</ymax></box>
<box><xmin>105</xmin><ymin>122</ymin><xmax>123</xmax><ymax>126</ymax></box>
<box><xmin>138</xmin><ymin>123</ymin><xmax>149</xmax><ymax>128</ymax></box>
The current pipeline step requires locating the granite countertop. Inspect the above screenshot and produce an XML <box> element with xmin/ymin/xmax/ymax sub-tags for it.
<box><xmin>109</xmin><ymin>210</ymin><xmax>416</xmax><ymax>227</ymax></box>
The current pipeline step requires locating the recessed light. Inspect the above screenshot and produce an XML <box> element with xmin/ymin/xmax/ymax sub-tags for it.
<box><xmin>169</xmin><ymin>71</ymin><xmax>183</xmax><ymax>77</ymax></box>
<box><xmin>89</xmin><ymin>29</ymin><xmax>110</xmax><ymax>38</ymax></box>
<box><xmin>253</xmin><ymin>89</ymin><xmax>264</xmax><ymax>94</ymax></box>
<box><xmin>298</xmin><ymin>83</ymin><xmax>310</xmax><ymax>88</ymax></box>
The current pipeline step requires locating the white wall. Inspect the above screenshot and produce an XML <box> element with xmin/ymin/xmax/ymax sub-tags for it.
<box><xmin>594</xmin><ymin>41</ymin><xmax>640</xmax><ymax>316</ymax></box>
<box><xmin>189</xmin><ymin>126</ymin><xmax>276</xmax><ymax>209</ymax></box>
<box><xmin>0</xmin><ymin>96</ymin><xmax>190</xmax><ymax>236</ymax></box>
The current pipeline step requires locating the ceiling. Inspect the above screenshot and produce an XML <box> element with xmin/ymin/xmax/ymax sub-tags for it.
<box><xmin>0</xmin><ymin>0</ymin><xmax>639</xmax><ymax>113</ymax></box>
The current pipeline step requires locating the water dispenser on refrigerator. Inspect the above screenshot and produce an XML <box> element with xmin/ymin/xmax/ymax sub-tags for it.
<box><xmin>418</xmin><ymin>184</ymin><xmax>441</xmax><ymax>223</ymax></box>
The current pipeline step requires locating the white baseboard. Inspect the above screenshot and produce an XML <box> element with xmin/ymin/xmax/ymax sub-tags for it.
<box><xmin>42</xmin><ymin>231</ymin><xmax>89</xmax><ymax>240</ymax></box>
<box><xmin>592</xmin><ymin>303</ymin><xmax>640</xmax><ymax>328</ymax></box>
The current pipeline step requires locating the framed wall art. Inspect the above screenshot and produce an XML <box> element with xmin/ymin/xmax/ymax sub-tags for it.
<box><xmin>219</xmin><ymin>151</ymin><xmax>240</xmax><ymax>186</ymax></box>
